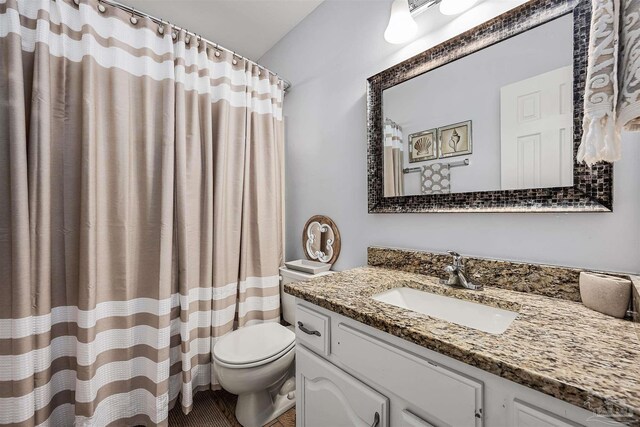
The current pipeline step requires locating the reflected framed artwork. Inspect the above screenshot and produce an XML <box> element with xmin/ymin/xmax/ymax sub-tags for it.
<box><xmin>438</xmin><ymin>121</ymin><xmax>472</xmax><ymax>159</ymax></box>
<box><xmin>408</xmin><ymin>129</ymin><xmax>437</xmax><ymax>163</ymax></box>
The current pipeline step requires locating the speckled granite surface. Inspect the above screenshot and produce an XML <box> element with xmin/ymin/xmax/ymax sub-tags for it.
<box><xmin>285</xmin><ymin>267</ymin><xmax>640</xmax><ymax>425</ymax></box>
<box><xmin>367</xmin><ymin>246</ymin><xmax>624</xmax><ymax>302</ymax></box>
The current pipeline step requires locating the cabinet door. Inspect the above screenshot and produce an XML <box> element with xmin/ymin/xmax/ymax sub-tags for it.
<box><xmin>296</xmin><ymin>345</ymin><xmax>388</xmax><ymax>427</ymax></box>
<box><xmin>513</xmin><ymin>400</ymin><xmax>582</xmax><ymax>427</ymax></box>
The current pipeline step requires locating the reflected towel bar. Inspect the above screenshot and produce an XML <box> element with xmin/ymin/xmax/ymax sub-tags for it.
<box><xmin>403</xmin><ymin>158</ymin><xmax>469</xmax><ymax>174</ymax></box>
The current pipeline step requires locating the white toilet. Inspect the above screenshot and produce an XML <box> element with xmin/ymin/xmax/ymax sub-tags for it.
<box><xmin>213</xmin><ymin>267</ymin><xmax>332</xmax><ymax>427</ymax></box>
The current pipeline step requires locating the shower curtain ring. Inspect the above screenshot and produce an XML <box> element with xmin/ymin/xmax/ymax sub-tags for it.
<box><xmin>232</xmin><ymin>52</ymin><xmax>238</xmax><ymax>66</ymax></box>
<box><xmin>214</xmin><ymin>44</ymin><xmax>221</xmax><ymax>57</ymax></box>
<box><xmin>97</xmin><ymin>1</ymin><xmax>106</xmax><ymax>13</ymax></box>
<box><xmin>157</xmin><ymin>19</ymin><xmax>165</xmax><ymax>35</ymax></box>
<box><xmin>130</xmin><ymin>9</ymin><xmax>139</xmax><ymax>25</ymax></box>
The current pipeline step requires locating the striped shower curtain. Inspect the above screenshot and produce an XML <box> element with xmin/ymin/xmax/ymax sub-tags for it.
<box><xmin>0</xmin><ymin>0</ymin><xmax>284</xmax><ymax>425</ymax></box>
<box><xmin>383</xmin><ymin>119</ymin><xmax>404</xmax><ymax>197</ymax></box>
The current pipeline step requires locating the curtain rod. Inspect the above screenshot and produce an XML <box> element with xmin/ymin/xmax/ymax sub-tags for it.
<box><xmin>93</xmin><ymin>0</ymin><xmax>292</xmax><ymax>91</ymax></box>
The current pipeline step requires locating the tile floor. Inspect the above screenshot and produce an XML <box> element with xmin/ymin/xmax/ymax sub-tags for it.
<box><xmin>168</xmin><ymin>389</ymin><xmax>295</xmax><ymax>427</ymax></box>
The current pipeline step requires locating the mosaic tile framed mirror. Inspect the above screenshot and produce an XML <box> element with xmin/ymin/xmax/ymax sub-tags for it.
<box><xmin>368</xmin><ymin>0</ymin><xmax>613</xmax><ymax>213</ymax></box>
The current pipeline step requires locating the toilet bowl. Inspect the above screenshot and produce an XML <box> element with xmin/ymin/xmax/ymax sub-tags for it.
<box><xmin>214</xmin><ymin>323</ymin><xmax>296</xmax><ymax>427</ymax></box>
<box><xmin>213</xmin><ymin>267</ymin><xmax>333</xmax><ymax>427</ymax></box>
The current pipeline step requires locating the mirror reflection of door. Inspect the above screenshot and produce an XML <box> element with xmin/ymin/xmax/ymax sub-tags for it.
<box><xmin>500</xmin><ymin>66</ymin><xmax>574</xmax><ymax>190</ymax></box>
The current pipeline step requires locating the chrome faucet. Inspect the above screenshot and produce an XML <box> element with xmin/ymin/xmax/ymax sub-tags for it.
<box><xmin>440</xmin><ymin>251</ymin><xmax>483</xmax><ymax>290</ymax></box>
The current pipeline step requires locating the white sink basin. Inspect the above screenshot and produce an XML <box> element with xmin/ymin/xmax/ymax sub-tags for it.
<box><xmin>372</xmin><ymin>287</ymin><xmax>518</xmax><ymax>334</ymax></box>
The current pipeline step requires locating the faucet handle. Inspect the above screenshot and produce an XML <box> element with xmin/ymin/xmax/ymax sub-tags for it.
<box><xmin>447</xmin><ymin>251</ymin><xmax>463</xmax><ymax>268</ymax></box>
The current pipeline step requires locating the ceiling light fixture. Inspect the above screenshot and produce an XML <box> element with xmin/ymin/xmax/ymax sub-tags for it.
<box><xmin>439</xmin><ymin>0</ymin><xmax>479</xmax><ymax>15</ymax></box>
<box><xmin>384</xmin><ymin>0</ymin><xmax>418</xmax><ymax>44</ymax></box>
<box><xmin>408</xmin><ymin>0</ymin><xmax>441</xmax><ymax>16</ymax></box>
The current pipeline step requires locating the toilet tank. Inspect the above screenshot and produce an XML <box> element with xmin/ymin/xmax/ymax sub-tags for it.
<box><xmin>279</xmin><ymin>266</ymin><xmax>333</xmax><ymax>325</ymax></box>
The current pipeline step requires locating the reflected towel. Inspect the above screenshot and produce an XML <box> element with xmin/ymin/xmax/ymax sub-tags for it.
<box><xmin>421</xmin><ymin>163</ymin><xmax>450</xmax><ymax>194</ymax></box>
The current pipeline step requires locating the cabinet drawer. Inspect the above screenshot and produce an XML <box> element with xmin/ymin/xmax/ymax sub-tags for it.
<box><xmin>512</xmin><ymin>400</ymin><xmax>582</xmax><ymax>427</ymax></box>
<box><xmin>334</xmin><ymin>323</ymin><xmax>483</xmax><ymax>427</ymax></box>
<box><xmin>295</xmin><ymin>305</ymin><xmax>330</xmax><ymax>356</ymax></box>
<box><xmin>297</xmin><ymin>345</ymin><xmax>389</xmax><ymax>427</ymax></box>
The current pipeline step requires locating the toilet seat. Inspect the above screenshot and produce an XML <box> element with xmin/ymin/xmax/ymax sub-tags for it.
<box><xmin>213</xmin><ymin>323</ymin><xmax>295</xmax><ymax>369</ymax></box>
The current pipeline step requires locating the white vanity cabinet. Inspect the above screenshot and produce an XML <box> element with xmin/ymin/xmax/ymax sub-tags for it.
<box><xmin>293</xmin><ymin>301</ymin><xmax>623</xmax><ymax>427</ymax></box>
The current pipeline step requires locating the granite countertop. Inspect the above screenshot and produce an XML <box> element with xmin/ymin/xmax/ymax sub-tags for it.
<box><xmin>284</xmin><ymin>267</ymin><xmax>640</xmax><ymax>425</ymax></box>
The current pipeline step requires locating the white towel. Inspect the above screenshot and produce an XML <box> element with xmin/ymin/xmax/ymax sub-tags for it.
<box><xmin>618</xmin><ymin>0</ymin><xmax>640</xmax><ymax>131</ymax></box>
<box><xmin>578</xmin><ymin>0</ymin><xmax>640</xmax><ymax>166</ymax></box>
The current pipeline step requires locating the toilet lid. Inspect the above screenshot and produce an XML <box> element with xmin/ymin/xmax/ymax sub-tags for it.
<box><xmin>213</xmin><ymin>323</ymin><xmax>295</xmax><ymax>366</ymax></box>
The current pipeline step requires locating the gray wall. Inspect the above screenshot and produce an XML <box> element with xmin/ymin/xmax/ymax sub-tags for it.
<box><xmin>260</xmin><ymin>0</ymin><xmax>640</xmax><ymax>274</ymax></box>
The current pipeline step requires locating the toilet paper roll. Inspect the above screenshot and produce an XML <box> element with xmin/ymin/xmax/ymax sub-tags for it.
<box><xmin>579</xmin><ymin>272</ymin><xmax>631</xmax><ymax>318</ymax></box>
